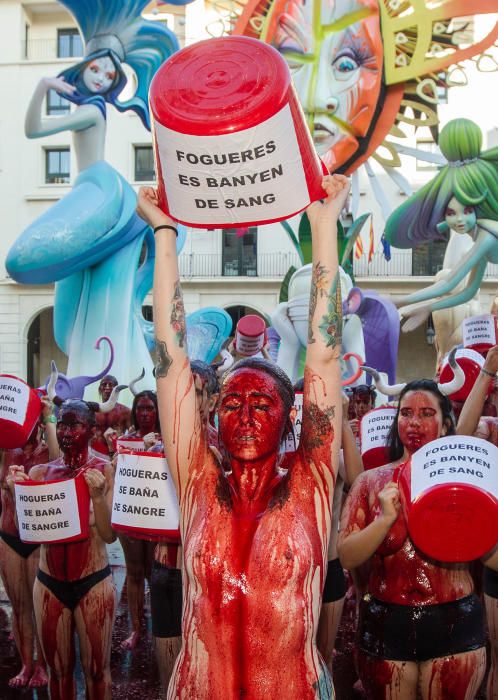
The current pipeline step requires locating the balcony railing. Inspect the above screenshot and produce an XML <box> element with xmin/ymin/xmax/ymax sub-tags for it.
<box><xmin>354</xmin><ymin>250</ymin><xmax>498</xmax><ymax>279</ymax></box>
<box><xmin>20</xmin><ymin>40</ymin><xmax>83</xmax><ymax>61</ymax></box>
<box><xmin>178</xmin><ymin>251</ymin><xmax>302</xmax><ymax>279</ymax></box>
<box><xmin>177</xmin><ymin>249</ymin><xmax>498</xmax><ymax>280</ymax></box>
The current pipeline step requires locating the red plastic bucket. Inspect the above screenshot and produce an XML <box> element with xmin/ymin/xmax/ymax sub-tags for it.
<box><xmin>0</xmin><ymin>375</ymin><xmax>42</xmax><ymax>449</ymax></box>
<box><xmin>150</xmin><ymin>36</ymin><xmax>326</xmax><ymax>228</ymax></box>
<box><xmin>15</xmin><ymin>474</ymin><xmax>90</xmax><ymax>544</ymax></box>
<box><xmin>400</xmin><ymin>436</ymin><xmax>498</xmax><ymax>562</ymax></box>
<box><xmin>360</xmin><ymin>407</ymin><xmax>396</xmax><ymax>470</ymax></box>
<box><xmin>235</xmin><ymin>315</ymin><xmax>267</xmax><ymax>356</ymax></box>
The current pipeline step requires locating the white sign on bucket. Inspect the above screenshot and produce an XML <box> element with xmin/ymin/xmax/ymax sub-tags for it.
<box><xmin>0</xmin><ymin>377</ymin><xmax>29</xmax><ymax>426</ymax></box>
<box><xmin>360</xmin><ymin>407</ymin><xmax>396</xmax><ymax>454</ymax></box>
<box><xmin>154</xmin><ymin>104</ymin><xmax>309</xmax><ymax>227</ymax></box>
<box><xmin>462</xmin><ymin>314</ymin><xmax>497</xmax><ymax>350</ymax></box>
<box><xmin>112</xmin><ymin>451</ymin><xmax>179</xmax><ymax>537</ymax></box>
<box><xmin>15</xmin><ymin>478</ymin><xmax>83</xmax><ymax>543</ymax></box>
<box><xmin>411</xmin><ymin>435</ymin><xmax>498</xmax><ymax>501</ymax></box>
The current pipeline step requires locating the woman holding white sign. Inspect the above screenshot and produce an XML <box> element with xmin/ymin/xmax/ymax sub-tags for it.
<box><xmin>338</xmin><ymin>378</ymin><xmax>491</xmax><ymax>699</ymax></box>
<box><xmin>8</xmin><ymin>390</ymin><xmax>121</xmax><ymax>700</ymax></box>
<box><xmin>137</xmin><ymin>174</ymin><xmax>345</xmax><ymax>699</ymax></box>
<box><xmin>118</xmin><ymin>382</ymin><xmax>161</xmax><ymax>651</ymax></box>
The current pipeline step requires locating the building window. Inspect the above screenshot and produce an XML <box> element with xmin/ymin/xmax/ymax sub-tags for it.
<box><xmin>415</xmin><ymin>138</ymin><xmax>440</xmax><ymax>171</ymax></box>
<box><xmin>412</xmin><ymin>240</ymin><xmax>447</xmax><ymax>276</ymax></box>
<box><xmin>57</xmin><ymin>28</ymin><xmax>83</xmax><ymax>58</ymax></box>
<box><xmin>46</xmin><ymin>89</ymin><xmax>70</xmax><ymax>115</ymax></box>
<box><xmin>134</xmin><ymin>146</ymin><xmax>155</xmax><ymax>182</ymax></box>
<box><xmin>222</xmin><ymin>228</ymin><xmax>257</xmax><ymax>276</ymax></box>
<box><xmin>45</xmin><ymin>148</ymin><xmax>70</xmax><ymax>184</ymax></box>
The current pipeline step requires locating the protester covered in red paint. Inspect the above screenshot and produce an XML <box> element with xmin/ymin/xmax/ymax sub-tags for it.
<box><xmin>137</xmin><ymin>174</ymin><xmax>346</xmax><ymax>698</ymax></box>
<box><xmin>7</xmin><ymin>379</ymin><xmax>123</xmax><ymax>700</ymax></box>
<box><xmin>338</xmin><ymin>378</ymin><xmax>496</xmax><ymax>699</ymax></box>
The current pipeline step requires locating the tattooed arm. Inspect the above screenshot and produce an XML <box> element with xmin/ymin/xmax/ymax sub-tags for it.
<box><xmin>299</xmin><ymin>175</ymin><xmax>350</xmax><ymax>490</ymax></box>
<box><xmin>136</xmin><ymin>188</ymin><xmax>203</xmax><ymax>500</ymax></box>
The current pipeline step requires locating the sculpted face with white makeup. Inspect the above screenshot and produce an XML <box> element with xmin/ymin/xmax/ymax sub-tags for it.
<box><xmin>82</xmin><ymin>57</ymin><xmax>117</xmax><ymax>94</ymax></box>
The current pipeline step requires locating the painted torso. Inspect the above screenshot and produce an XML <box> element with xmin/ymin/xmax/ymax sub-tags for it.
<box><xmin>351</xmin><ymin>466</ymin><xmax>474</xmax><ymax>605</ymax></box>
<box><xmin>32</xmin><ymin>457</ymin><xmax>109</xmax><ymax>581</ymax></box>
<box><xmin>1</xmin><ymin>443</ymin><xmax>49</xmax><ymax>535</ymax></box>
<box><xmin>169</xmin><ymin>450</ymin><xmax>331</xmax><ymax>699</ymax></box>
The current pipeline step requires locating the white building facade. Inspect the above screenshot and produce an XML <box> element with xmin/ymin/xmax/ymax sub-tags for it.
<box><xmin>0</xmin><ymin>0</ymin><xmax>496</xmax><ymax>387</ymax></box>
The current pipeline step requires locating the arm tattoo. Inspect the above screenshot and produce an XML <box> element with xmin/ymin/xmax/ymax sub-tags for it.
<box><xmin>170</xmin><ymin>280</ymin><xmax>187</xmax><ymax>349</ymax></box>
<box><xmin>308</xmin><ymin>261</ymin><xmax>329</xmax><ymax>345</ymax></box>
<box><xmin>155</xmin><ymin>340</ymin><xmax>173</xmax><ymax>378</ymax></box>
<box><xmin>318</xmin><ymin>272</ymin><xmax>342</xmax><ymax>350</ymax></box>
<box><xmin>302</xmin><ymin>402</ymin><xmax>335</xmax><ymax>449</ymax></box>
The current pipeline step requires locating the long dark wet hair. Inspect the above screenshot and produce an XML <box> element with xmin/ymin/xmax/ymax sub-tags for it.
<box><xmin>131</xmin><ymin>390</ymin><xmax>160</xmax><ymax>433</ymax></box>
<box><xmin>387</xmin><ymin>379</ymin><xmax>456</xmax><ymax>461</ymax></box>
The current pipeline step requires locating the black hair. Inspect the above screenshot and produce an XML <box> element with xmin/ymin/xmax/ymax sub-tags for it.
<box><xmin>351</xmin><ymin>384</ymin><xmax>377</xmax><ymax>402</ymax></box>
<box><xmin>58</xmin><ymin>399</ymin><xmax>97</xmax><ymax>428</ymax></box>
<box><xmin>293</xmin><ymin>377</ymin><xmax>304</xmax><ymax>392</ymax></box>
<box><xmin>99</xmin><ymin>374</ymin><xmax>118</xmax><ymax>388</ymax></box>
<box><xmin>387</xmin><ymin>379</ymin><xmax>456</xmax><ymax>461</ymax></box>
<box><xmin>191</xmin><ymin>360</ymin><xmax>220</xmax><ymax>397</ymax></box>
<box><xmin>131</xmin><ymin>390</ymin><xmax>160</xmax><ymax>433</ymax></box>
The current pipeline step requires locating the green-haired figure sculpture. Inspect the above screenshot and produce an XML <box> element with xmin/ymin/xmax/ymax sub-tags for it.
<box><xmin>384</xmin><ymin>118</ymin><xmax>498</xmax><ymax>331</ymax></box>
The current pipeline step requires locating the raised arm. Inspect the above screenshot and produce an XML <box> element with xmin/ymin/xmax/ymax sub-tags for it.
<box><xmin>457</xmin><ymin>345</ymin><xmax>498</xmax><ymax>436</ymax></box>
<box><xmin>298</xmin><ymin>175</ymin><xmax>348</xmax><ymax>487</ymax></box>
<box><xmin>136</xmin><ymin>188</ymin><xmax>203</xmax><ymax>500</ymax></box>
<box><xmin>25</xmin><ymin>77</ymin><xmax>99</xmax><ymax>138</ymax></box>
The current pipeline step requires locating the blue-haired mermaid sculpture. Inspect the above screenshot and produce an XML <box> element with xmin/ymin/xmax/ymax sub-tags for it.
<box><xmin>6</xmin><ymin>0</ymin><xmax>189</xmax><ymax>397</ymax></box>
<box><xmin>384</xmin><ymin>118</ymin><xmax>498</xmax><ymax>331</ymax></box>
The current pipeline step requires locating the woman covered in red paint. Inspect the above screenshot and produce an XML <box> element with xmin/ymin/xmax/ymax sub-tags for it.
<box><xmin>338</xmin><ymin>375</ymin><xmax>494</xmax><ymax>699</ymax></box>
<box><xmin>116</xmin><ymin>376</ymin><xmax>161</xmax><ymax>650</ymax></box>
<box><xmin>0</xmin><ymin>395</ymin><xmax>56</xmax><ymax>690</ymax></box>
<box><xmin>137</xmin><ymin>174</ymin><xmax>346</xmax><ymax>699</ymax></box>
<box><xmin>7</xmin><ymin>371</ymin><xmax>123</xmax><ymax>700</ymax></box>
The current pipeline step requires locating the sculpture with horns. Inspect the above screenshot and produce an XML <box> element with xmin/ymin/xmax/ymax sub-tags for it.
<box><xmin>47</xmin><ymin>360</ymin><xmax>127</xmax><ymax>413</ymax></box>
<box><xmin>361</xmin><ymin>348</ymin><xmax>466</xmax><ymax>398</ymax></box>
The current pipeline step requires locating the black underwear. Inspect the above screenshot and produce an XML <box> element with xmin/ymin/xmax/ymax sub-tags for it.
<box><xmin>0</xmin><ymin>530</ymin><xmax>40</xmax><ymax>559</ymax></box>
<box><xmin>484</xmin><ymin>567</ymin><xmax>498</xmax><ymax>599</ymax></box>
<box><xmin>322</xmin><ymin>558</ymin><xmax>347</xmax><ymax>603</ymax></box>
<box><xmin>358</xmin><ymin>593</ymin><xmax>485</xmax><ymax>662</ymax></box>
<box><xmin>150</xmin><ymin>561</ymin><xmax>182</xmax><ymax>638</ymax></box>
<box><xmin>37</xmin><ymin>565</ymin><xmax>112</xmax><ymax>612</ymax></box>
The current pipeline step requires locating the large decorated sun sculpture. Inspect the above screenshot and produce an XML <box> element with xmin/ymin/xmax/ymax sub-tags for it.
<box><xmin>384</xmin><ymin>118</ymin><xmax>498</xmax><ymax>338</ymax></box>
<box><xmin>5</xmin><ymin>0</ymin><xmax>190</xmax><ymax>397</ymax></box>
<box><xmin>230</xmin><ymin>0</ymin><xmax>498</xmax><ymax>213</ymax></box>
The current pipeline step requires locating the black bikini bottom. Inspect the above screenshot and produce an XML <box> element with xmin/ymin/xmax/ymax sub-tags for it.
<box><xmin>37</xmin><ymin>565</ymin><xmax>112</xmax><ymax>612</ymax></box>
<box><xmin>322</xmin><ymin>558</ymin><xmax>347</xmax><ymax>603</ymax></box>
<box><xmin>150</xmin><ymin>561</ymin><xmax>182</xmax><ymax>638</ymax></box>
<box><xmin>358</xmin><ymin>593</ymin><xmax>485</xmax><ymax>661</ymax></box>
<box><xmin>0</xmin><ymin>530</ymin><xmax>40</xmax><ymax>559</ymax></box>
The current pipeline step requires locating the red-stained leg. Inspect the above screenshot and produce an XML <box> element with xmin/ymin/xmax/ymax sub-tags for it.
<box><xmin>74</xmin><ymin>575</ymin><xmax>116</xmax><ymax>700</ymax></box>
<box><xmin>119</xmin><ymin>536</ymin><xmax>154</xmax><ymax>650</ymax></box>
<box><xmin>419</xmin><ymin>648</ymin><xmax>486</xmax><ymax>700</ymax></box>
<box><xmin>33</xmin><ymin>578</ymin><xmax>76</xmax><ymax>700</ymax></box>
<box><xmin>485</xmin><ymin>593</ymin><xmax>498</xmax><ymax>700</ymax></box>
<box><xmin>317</xmin><ymin>597</ymin><xmax>345</xmax><ymax>673</ymax></box>
<box><xmin>28</xmin><ymin>663</ymin><xmax>49</xmax><ymax>688</ymax></box>
<box><xmin>357</xmin><ymin>651</ymin><xmax>418</xmax><ymax>700</ymax></box>
<box><xmin>0</xmin><ymin>540</ymin><xmax>35</xmax><ymax>687</ymax></box>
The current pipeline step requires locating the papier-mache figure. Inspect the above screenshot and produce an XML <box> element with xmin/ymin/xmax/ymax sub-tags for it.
<box><xmin>6</xmin><ymin>0</ymin><xmax>188</xmax><ymax>390</ymax></box>
<box><xmin>385</xmin><ymin>118</ymin><xmax>498</xmax><ymax>331</ymax></box>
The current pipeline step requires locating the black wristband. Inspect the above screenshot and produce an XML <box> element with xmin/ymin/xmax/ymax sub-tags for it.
<box><xmin>154</xmin><ymin>224</ymin><xmax>178</xmax><ymax>237</ymax></box>
<box><xmin>481</xmin><ymin>367</ymin><xmax>496</xmax><ymax>378</ymax></box>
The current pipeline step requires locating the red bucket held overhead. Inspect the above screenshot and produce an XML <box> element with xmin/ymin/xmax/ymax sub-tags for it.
<box><xmin>400</xmin><ymin>436</ymin><xmax>498</xmax><ymax>562</ymax></box>
<box><xmin>462</xmin><ymin>314</ymin><xmax>497</xmax><ymax>356</ymax></box>
<box><xmin>0</xmin><ymin>375</ymin><xmax>41</xmax><ymax>449</ymax></box>
<box><xmin>149</xmin><ymin>36</ymin><xmax>326</xmax><ymax>229</ymax></box>
<box><xmin>235</xmin><ymin>315</ymin><xmax>267</xmax><ymax>357</ymax></box>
